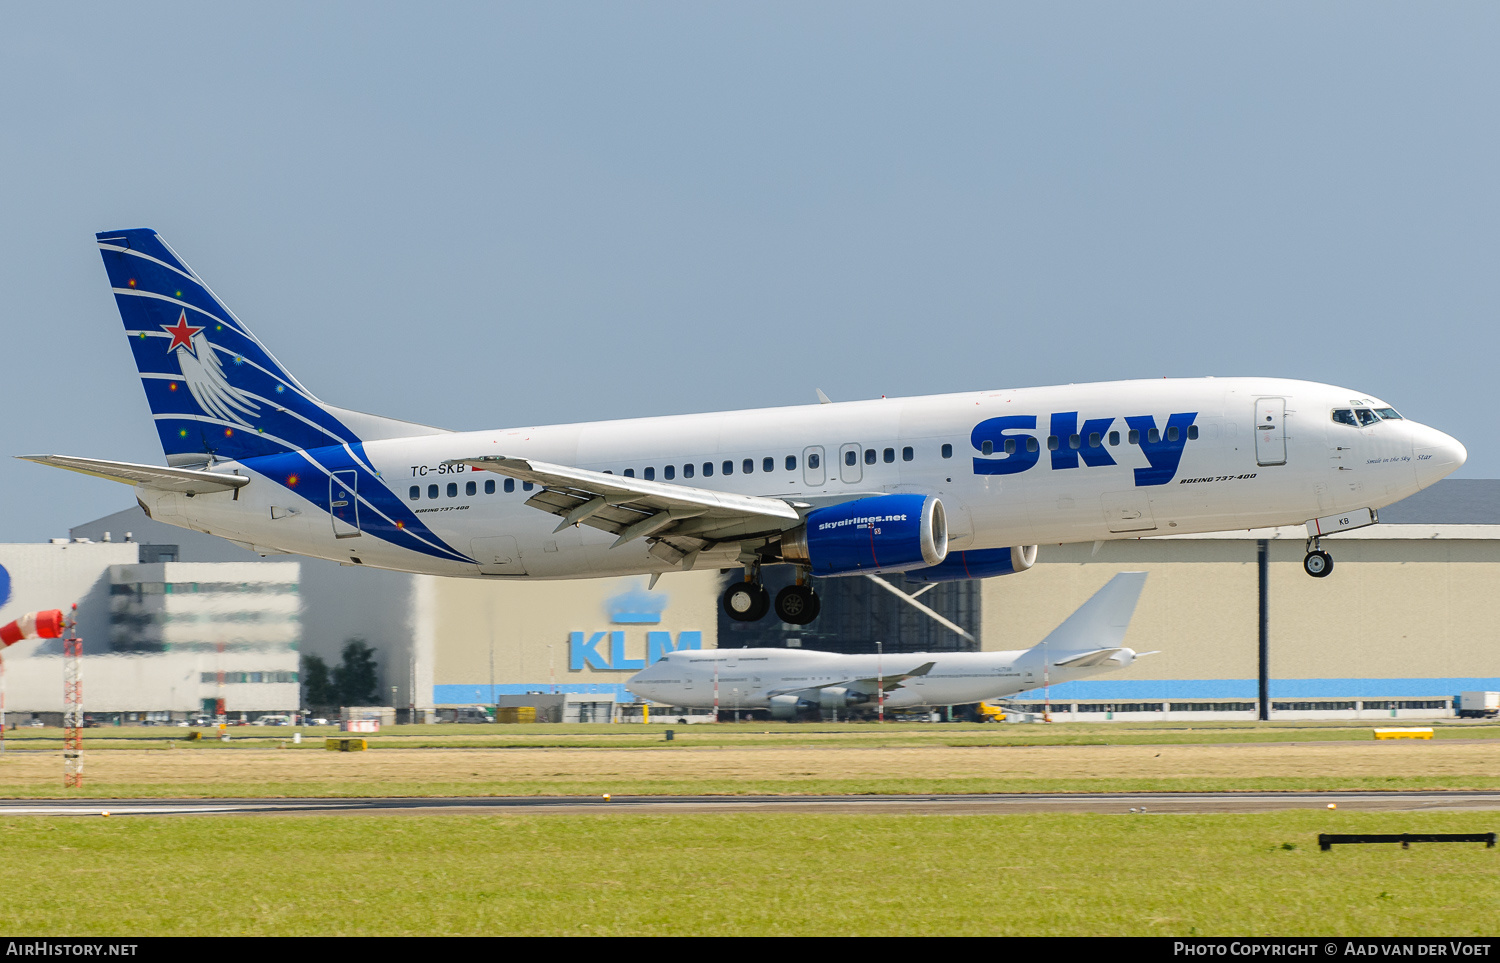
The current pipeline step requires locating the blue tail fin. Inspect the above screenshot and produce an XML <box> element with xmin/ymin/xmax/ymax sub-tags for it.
<box><xmin>97</xmin><ymin>229</ymin><xmax>442</xmax><ymax>465</ymax></box>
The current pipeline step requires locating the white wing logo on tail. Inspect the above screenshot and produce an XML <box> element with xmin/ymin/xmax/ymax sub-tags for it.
<box><xmin>161</xmin><ymin>310</ymin><xmax>260</xmax><ymax>428</ymax></box>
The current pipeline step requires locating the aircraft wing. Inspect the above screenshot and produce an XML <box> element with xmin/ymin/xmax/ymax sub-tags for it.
<box><xmin>18</xmin><ymin>454</ymin><xmax>249</xmax><ymax>495</ymax></box>
<box><xmin>1051</xmin><ymin>647</ymin><xmax>1131</xmax><ymax>669</ymax></box>
<box><xmin>444</xmin><ymin>455</ymin><xmax>804</xmax><ymax>567</ymax></box>
<box><xmin>767</xmin><ymin>661</ymin><xmax>936</xmax><ymax>699</ymax></box>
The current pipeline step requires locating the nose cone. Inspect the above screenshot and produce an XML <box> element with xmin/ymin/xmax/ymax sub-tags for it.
<box><xmin>1411</xmin><ymin>424</ymin><xmax>1467</xmax><ymax>488</ymax></box>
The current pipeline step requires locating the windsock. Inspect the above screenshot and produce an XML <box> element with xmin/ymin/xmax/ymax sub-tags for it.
<box><xmin>0</xmin><ymin>610</ymin><xmax>66</xmax><ymax>647</ymax></box>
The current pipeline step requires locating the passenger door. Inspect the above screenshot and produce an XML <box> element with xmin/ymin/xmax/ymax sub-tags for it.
<box><xmin>1255</xmin><ymin>398</ymin><xmax>1287</xmax><ymax>466</ymax></box>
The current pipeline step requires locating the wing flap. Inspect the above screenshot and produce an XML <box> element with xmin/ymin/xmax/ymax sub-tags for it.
<box><xmin>449</xmin><ymin>455</ymin><xmax>802</xmax><ymax>547</ymax></box>
<box><xmin>18</xmin><ymin>454</ymin><xmax>249</xmax><ymax>494</ymax></box>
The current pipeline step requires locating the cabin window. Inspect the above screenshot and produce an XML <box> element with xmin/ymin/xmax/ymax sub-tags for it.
<box><xmin>1109</xmin><ymin>431</ymin><xmax>1120</xmax><ymax>446</ymax></box>
<box><xmin>1148</xmin><ymin>428</ymin><xmax>1160</xmax><ymax>443</ymax></box>
<box><xmin>1047</xmin><ymin>436</ymin><xmax>1059</xmax><ymax>451</ymax></box>
<box><xmin>504</xmin><ymin>478</ymin><xmax>515</xmax><ymax>493</ymax></box>
<box><xmin>981</xmin><ymin>440</ymin><xmax>994</xmax><ymax>456</ymax></box>
<box><xmin>446</xmin><ymin>482</ymin><xmax>458</xmax><ymax>497</ymax></box>
<box><xmin>845</xmin><ymin>450</ymin><xmax>857</xmax><ymax>467</ymax></box>
<box><xmin>1088</xmin><ymin>432</ymin><xmax>1101</xmax><ymax>448</ymax></box>
<box><xmin>465</xmin><ymin>481</ymin><xmax>476</xmax><ymax>496</ymax></box>
<box><xmin>684</xmin><ymin>463</ymin><xmax>695</xmax><ymax>478</ymax></box>
<box><xmin>941</xmin><ymin>444</ymin><xmax>953</xmax><ymax>458</ymax></box>
<box><xmin>883</xmin><ymin>448</ymin><xmax>895</xmax><ymax>463</ymax></box>
<box><xmin>1188</xmin><ymin>425</ymin><xmax>1199</xmax><ymax>439</ymax></box>
<box><xmin>523</xmin><ymin>481</ymin><xmax>533</xmax><ymax>491</ymax></box>
<box><xmin>623</xmin><ymin>469</ymin><xmax>635</xmax><ymax>478</ymax></box>
<box><xmin>1128</xmin><ymin>429</ymin><xmax>1140</xmax><ymax>444</ymax></box>
<box><xmin>484</xmin><ymin>479</ymin><xmax>495</xmax><ymax>494</ymax></box>
<box><xmin>408</xmin><ymin>486</ymin><xmax>420</xmax><ymax>501</ymax></box>
<box><xmin>644</xmin><ymin>467</ymin><xmax>655</xmax><ymax>481</ymax></box>
<box><xmin>743</xmin><ymin>458</ymin><xmax>754</xmax><ymax>474</ymax></box>
<box><xmin>664</xmin><ymin>465</ymin><xmax>675</xmax><ymax>480</ymax></box>
<box><xmin>864</xmin><ymin>449</ymin><xmax>876</xmax><ymax>465</ymax></box>
<box><xmin>1027</xmin><ymin>437</ymin><xmax>1039</xmax><ymax>452</ymax></box>
<box><xmin>703</xmin><ymin>462</ymin><xmax>714</xmax><ymax>477</ymax></box>
<box><xmin>902</xmin><ymin>447</ymin><xmax>913</xmax><ymax>461</ymax></box>
<box><xmin>1069</xmin><ymin>434</ymin><xmax>1081</xmax><ymax>450</ymax></box>
<box><xmin>1166</xmin><ymin>426</ymin><xmax>1179</xmax><ymax>442</ymax></box>
<box><xmin>807</xmin><ymin>453</ymin><xmax>820</xmax><ymax>469</ymax></box>
<box><xmin>1004</xmin><ymin>439</ymin><xmax>1016</xmax><ymax>455</ymax></box>
<box><xmin>428</xmin><ymin>484</ymin><xmax>438</xmax><ymax>499</ymax></box>
<box><xmin>786</xmin><ymin>455</ymin><xmax>797</xmax><ymax>471</ymax></box>
<box><xmin>722</xmin><ymin>460</ymin><xmax>734</xmax><ymax>475</ymax></box>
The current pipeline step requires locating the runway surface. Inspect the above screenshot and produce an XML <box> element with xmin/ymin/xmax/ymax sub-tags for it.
<box><xmin>3</xmin><ymin>790</ymin><xmax>1499</xmax><ymax>817</ymax></box>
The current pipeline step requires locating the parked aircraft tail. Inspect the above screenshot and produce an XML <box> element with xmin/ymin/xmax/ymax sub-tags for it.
<box><xmin>1031</xmin><ymin>571</ymin><xmax>1148</xmax><ymax>655</ymax></box>
<box><xmin>96</xmin><ymin>229</ymin><xmax>445</xmax><ymax>466</ymax></box>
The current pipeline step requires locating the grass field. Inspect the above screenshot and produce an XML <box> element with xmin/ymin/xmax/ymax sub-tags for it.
<box><xmin>6</xmin><ymin>811</ymin><xmax>1495</xmax><ymax>936</ymax></box>
<box><xmin>2</xmin><ymin>722</ymin><xmax>1497</xmax><ymax>798</ymax></box>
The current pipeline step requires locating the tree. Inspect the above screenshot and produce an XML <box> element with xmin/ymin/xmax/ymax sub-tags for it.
<box><xmin>332</xmin><ymin>639</ymin><xmax>379</xmax><ymax>706</ymax></box>
<box><xmin>300</xmin><ymin>654</ymin><xmax>337</xmax><ymax>707</ymax></box>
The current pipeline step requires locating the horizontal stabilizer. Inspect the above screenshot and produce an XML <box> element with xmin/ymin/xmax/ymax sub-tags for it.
<box><xmin>17</xmin><ymin>454</ymin><xmax>248</xmax><ymax>494</ymax></box>
<box><xmin>1052</xmin><ymin>647</ymin><xmax>1131</xmax><ymax>669</ymax></box>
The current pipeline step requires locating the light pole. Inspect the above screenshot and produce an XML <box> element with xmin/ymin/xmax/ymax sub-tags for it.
<box><xmin>876</xmin><ymin>640</ymin><xmax>884</xmax><ymax>724</ymax></box>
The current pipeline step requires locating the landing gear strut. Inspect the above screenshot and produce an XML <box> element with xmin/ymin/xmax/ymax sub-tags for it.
<box><xmin>1303</xmin><ymin>537</ymin><xmax>1333</xmax><ymax>578</ymax></box>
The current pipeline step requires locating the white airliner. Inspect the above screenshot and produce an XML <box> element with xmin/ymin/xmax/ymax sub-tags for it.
<box><xmin>22</xmin><ymin>229</ymin><xmax>1467</xmax><ymax>626</ymax></box>
<box><xmin>628</xmin><ymin>572</ymin><xmax>1150</xmax><ymax>718</ymax></box>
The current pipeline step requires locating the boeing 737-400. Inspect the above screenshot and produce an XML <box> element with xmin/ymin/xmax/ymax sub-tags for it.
<box><xmin>628</xmin><ymin>572</ymin><xmax>1151</xmax><ymax>718</ymax></box>
<box><xmin>21</xmin><ymin>229</ymin><xmax>1468</xmax><ymax>626</ymax></box>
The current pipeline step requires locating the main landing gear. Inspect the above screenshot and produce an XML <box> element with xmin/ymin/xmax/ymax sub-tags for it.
<box><xmin>722</xmin><ymin>580</ymin><xmax>771</xmax><ymax>622</ymax></box>
<box><xmin>774</xmin><ymin>582</ymin><xmax>820</xmax><ymax>625</ymax></box>
<box><xmin>722</xmin><ymin>568</ymin><xmax>821</xmax><ymax>624</ymax></box>
<box><xmin>1303</xmin><ymin>537</ymin><xmax>1333</xmax><ymax>578</ymax></box>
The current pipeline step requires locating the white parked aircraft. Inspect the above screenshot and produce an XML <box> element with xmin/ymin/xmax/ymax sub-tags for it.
<box><xmin>22</xmin><ymin>230</ymin><xmax>1467</xmax><ymax>626</ymax></box>
<box><xmin>628</xmin><ymin>572</ymin><xmax>1151</xmax><ymax>718</ymax></box>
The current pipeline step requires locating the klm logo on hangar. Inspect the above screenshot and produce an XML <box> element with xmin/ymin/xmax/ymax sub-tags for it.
<box><xmin>569</xmin><ymin>582</ymin><xmax>702</xmax><ymax>672</ymax></box>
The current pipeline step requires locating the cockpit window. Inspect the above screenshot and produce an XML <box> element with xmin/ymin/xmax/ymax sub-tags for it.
<box><xmin>1355</xmin><ymin>408</ymin><xmax>1379</xmax><ymax>426</ymax></box>
<box><xmin>1332</xmin><ymin>409</ymin><xmax>1358</xmax><ymax>426</ymax></box>
<box><xmin>1373</xmin><ymin>407</ymin><xmax>1402</xmax><ymax>420</ymax></box>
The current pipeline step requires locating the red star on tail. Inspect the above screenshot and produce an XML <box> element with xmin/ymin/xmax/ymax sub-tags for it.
<box><xmin>161</xmin><ymin>310</ymin><xmax>203</xmax><ymax>354</ymax></box>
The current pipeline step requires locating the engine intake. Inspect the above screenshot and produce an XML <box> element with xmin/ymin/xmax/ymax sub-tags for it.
<box><xmin>781</xmin><ymin>493</ymin><xmax>947</xmax><ymax>577</ymax></box>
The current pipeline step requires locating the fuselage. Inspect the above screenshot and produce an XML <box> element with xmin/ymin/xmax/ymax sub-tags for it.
<box><xmin>626</xmin><ymin>645</ymin><xmax>1137</xmax><ymax>710</ymax></box>
<box><xmin>135</xmin><ymin>376</ymin><xmax>1467</xmax><ymax>579</ymax></box>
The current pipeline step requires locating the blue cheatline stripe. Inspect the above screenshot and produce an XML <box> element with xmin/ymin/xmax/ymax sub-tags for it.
<box><xmin>433</xmin><ymin>683</ymin><xmax>636</xmax><ymax>704</ymax></box>
<box><xmin>1036</xmin><ymin>678</ymin><xmax>1500</xmax><ymax>700</ymax></box>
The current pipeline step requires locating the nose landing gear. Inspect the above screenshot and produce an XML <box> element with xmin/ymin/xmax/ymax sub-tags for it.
<box><xmin>1303</xmin><ymin>537</ymin><xmax>1334</xmax><ymax>578</ymax></box>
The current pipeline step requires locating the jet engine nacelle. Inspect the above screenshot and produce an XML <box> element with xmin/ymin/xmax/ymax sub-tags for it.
<box><xmin>818</xmin><ymin>687</ymin><xmax>867</xmax><ymax>709</ymax></box>
<box><xmin>904</xmin><ymin>545</ymin><xmax>1039</xmax><ymax>583</ymax></box>
<box><xmin>780</xmin><ymin>493</ymin><xmax>947</xmax><ymax>576</ymax></box>
<box><xmin>769</xmin><ymin>695</ymin><xmax>806</xmax><ymax>720</ymax></box>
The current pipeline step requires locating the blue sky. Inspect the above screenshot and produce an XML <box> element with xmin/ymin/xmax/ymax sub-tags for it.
<box><xmin>2</xmin><ymin>3</ymin><xmax>1495</xmax><ymax>540</ymax></box>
